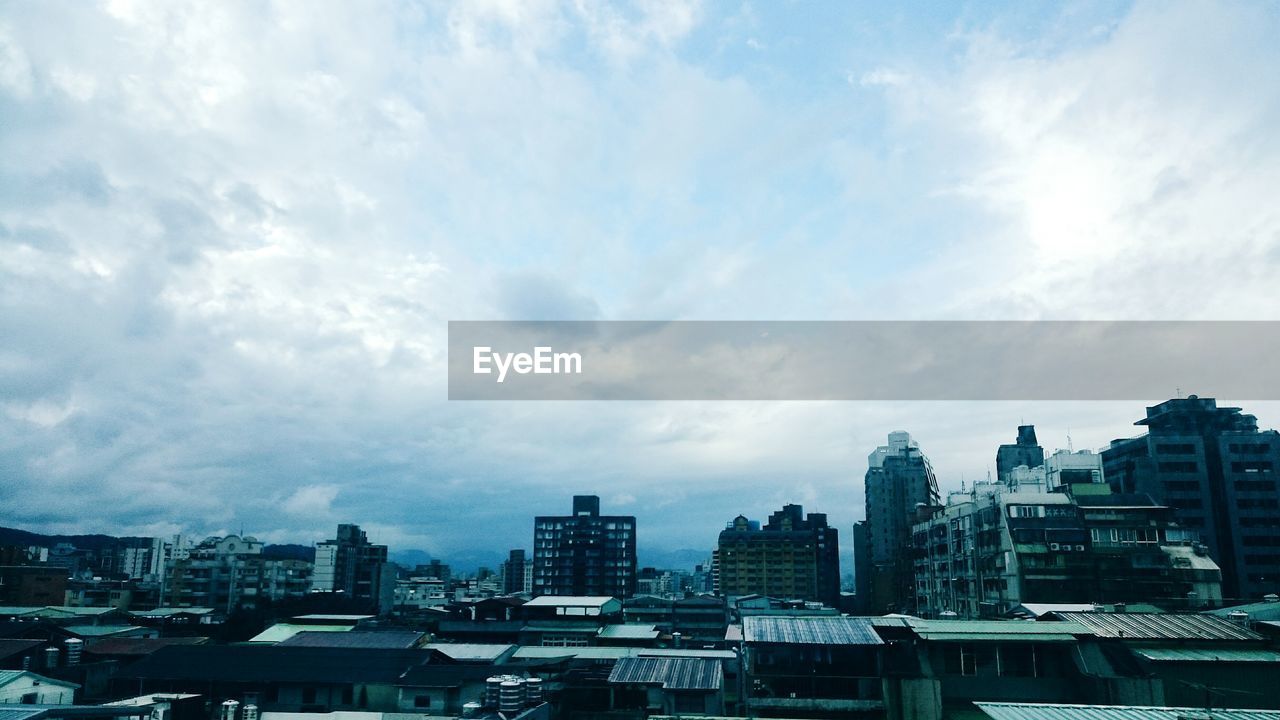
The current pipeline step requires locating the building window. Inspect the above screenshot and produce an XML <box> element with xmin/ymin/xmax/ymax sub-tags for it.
<box><xmin>1158</xmin><ymin>461</ymin><xmax>1198</xmax><ymax>473</ymax></box>
<box><xmin>302</xmin><ymin>688</ymin><xmax>318</xmax><ymax>705</ymax></box>
<box><xmin>414</xmin><ymin>696</ymin><xmax>431</xmax><ymax>709</ymax></box>
<box><xmin>1156</xmin><ymin>443</ymin><xmax>1196</xmax><ymax>455</ymax></box>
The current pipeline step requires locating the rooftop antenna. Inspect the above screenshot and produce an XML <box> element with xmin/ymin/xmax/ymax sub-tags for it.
<box><xmin>1067</xmin><ymin>428</ymin><xmax>1074</xmax><ymax>453</ymax></box>
<box><xmin>1176</xmin><ymin>387</ymin><xmax>1183</xmax><ymax>398</ymax></box>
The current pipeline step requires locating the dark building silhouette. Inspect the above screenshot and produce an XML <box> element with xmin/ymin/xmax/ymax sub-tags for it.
<box><xmin>861</xmin><ymin>431</ymin><xmax>939</xmax><ymax>614</ymax></box>
<box><xmin>314</xmin><ymin>524</ymin><xmax>395</xmax><ymax>613</ymax></box>
<box><xmin>714</xmin><ymin>504</ymin><xmax>841</xmax><ymax>606</ymax></box>
<box><xmin>533</xmin><ymin>495</ymin><xmax>636</xmax><ymax>598</ymax></box>
<box><xmin>852</xmin><ymin>520</ymin><xmax>872</xmax><ymax>614</ymax></box>
<box><xmin>996</xmin><ymin>424</ymin><xmax>1046</xmax><ymax>484</ymax></box>
<box><xmin>502</xmin><ymin>549</ymin><xmax>528</xmax><ymax>594</ymax></box>
<box><xmin>1102</xmin><ymin>396</ymin><xmax>1280</xmax><ymax>602</ymax></box>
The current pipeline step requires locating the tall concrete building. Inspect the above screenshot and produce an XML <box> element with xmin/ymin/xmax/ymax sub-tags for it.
<box><xmin>861</xmin><ymin>431</ymin><xmax>939</xmax><ymax>614</ymax></box>
<box><xmin>996</xmin><ymin>425</ymin><xmax>1045</xmax><ymax>484</ymax></box>
<box><xmin>714</xmin><ymin>504</ymin><xmax>841</xmax><ymax>606</ymax></box>
<box><xmin>312</xmin><ymin>524</ymin><xmax>395</xmax><ymax>613</ymax></box>
<box><xmin>163</xmin><ymin>535</ymin><xmax>312</xmax><ymax>611</ymax></box>
<box><xmin>1102</xmin><ymin>396</ymin><xmax>1280</xmax><ymax>602</ymax></box>
<box><xmin>501</xmin><ymin>549</ymin><xmax>531</xmax><ymax>594</ymax></box>
<box><xmin>533</xmin><ymin>495</ymin><xmax>637</xmax><ymax>598</ymax></box>
<box><xmin>912</xmin><ymin>477</ymin><xmax>1221</xmax><ymax>618</ymax></box>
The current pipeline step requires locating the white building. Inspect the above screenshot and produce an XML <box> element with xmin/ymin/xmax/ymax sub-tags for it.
<box><xmin>0</xmin><ymin>670</ymin><xmax>79</xmax><ymax>705</ymax></box>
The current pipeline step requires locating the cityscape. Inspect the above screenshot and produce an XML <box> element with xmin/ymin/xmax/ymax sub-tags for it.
<box><xmin>3</xmin><ymin>396</ymin><xmax>1280</xmax><ymax>720</ymax></box>
<box><xmin>4</xmin><ymin>2</ymin><xmax>1280</xmax><ymax>720</ymax></box>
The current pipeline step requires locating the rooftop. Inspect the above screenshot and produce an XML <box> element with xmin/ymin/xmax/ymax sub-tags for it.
<box><xmin>422</xmin><ymin>643</ymin><xmax>516</xmax><ymax>662</ymax></box>
<box><xmin>908</xmin><ymin>619</ymin><xmax>1090</xmax><ymax>642</ymax></box>
<box><xmin>122</xmin><ymin>645</ymin><xmax>431</xmax><ymax>684</ymax></box>
<box><xmin>608</xmin><ymin>657</ymin><xmax>722</xmax><ymax>691</ymax></box>
<box><xmin>977</xmin><ymin>702</ymin><xmax>1280</xmax><ymax>720</ymax></box>
<box><xmin>1051</xmin><ymin>612</ymin><xmax>1263</xmax><ymax>641</ymax></box>
<box><xmin>742</xmin><ymin>616</ymin><xmax>882</xmax><ymax>645</ymax></box>
<box><xmin>277</xmin><ymin>631</ymin><xmax>424</xmax><ymax>649</ymax></box>
<box><xmin>598</xmin><ymin>624</ymin><xmax>660</xmax><ymax>640</ymax></box>
<box><xmin>523</xmin><ymin>596</ymin><xmax>617</xmax><ymax>608</ymax></box>
<box><xmin>248</xmin><ymin>623</ymin><xmax>352</xmax><ymax>644</ymax></box>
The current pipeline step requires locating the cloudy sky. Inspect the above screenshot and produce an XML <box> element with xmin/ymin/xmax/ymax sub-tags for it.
<box><xmin>2</xmin><ymin>0</ymin><xmax>1279</xmax><ymax>570</ymax></box>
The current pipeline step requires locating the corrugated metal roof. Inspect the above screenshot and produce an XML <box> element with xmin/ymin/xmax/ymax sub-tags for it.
<box><xmin>608</xmin><ymin>656</ymin><xmax>722</xmax><ymax>690</ymax></box>
<box><xmin>279</xmin><ymin>630</ymin><xmax>425</xmax><ymax>649</ymax></box>
<box><xmin>422</xmin><ymin>643</ymin><xmax>515</xmax><ymax>661</ymax></box>
<box><xmin>1134</xmin><ymin>647</ymin><xmax>1280</xmax><ymax>663</ymax></box>
<box><xmin>599</xmin><ymin>624</ymin><xmax>660</xmax><ymax>639</ymax></box>
<box><xmin>1207</xmin><ymin>600</ymin><xmax>1280</xmax><ymax>622</ymax></box>
<box><xmin>909</xmin><ymin>619</ymin><xmax>1089</xmax><ymax>642</ymax></box>
<box><xmin>512</xmin><ymin>646</ymin><xmax>635</xmax><ymax>660</ymax></box>
<box><xmin>742</xmin><ymin>616</ymin><xmax>883</xmax><ymax>645</ymax></box>
<box><xmin>977</xmin><ymin>702</ymin><xmax>1280</xmax><ymax>720</ymax></box>
<box><xmin>524</xmin><ymin>596</ymin><xmax>616</xmax><ymax>607</ymax></box>
<box><xmin>1053</xmin><ymin>612</ymin><xmax>1263</xmax><ymax>641</ymax></box>
<box><xmin>0</xmin><ymin>709</ymin><xmax>46</xmax><ymax>720</ymax></box>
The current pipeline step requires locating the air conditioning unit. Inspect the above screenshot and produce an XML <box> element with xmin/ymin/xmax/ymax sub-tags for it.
<box><xmin>1049</xmin><ymin>543</ymin><xmax>1060</xmax><ymax>551</ymax></box>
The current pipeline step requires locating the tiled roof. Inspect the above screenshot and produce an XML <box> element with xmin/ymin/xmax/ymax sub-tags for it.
<box><xmin>742</xmin><ymin>616</ymin><xmax>882</xmax><ymax>645</ymax></box>
<box><xmin>1052</xmin><ymin>612</ymin><xmax>1263</xmax><ymax>641</ymax></box>
<box><xmin>608</xmin><ymin>657</ymin><xmax>722</xmax><ymax>690</ymax></box>
<box><xmin>977</xmin><ymin>702</ymin><xmax>1280</xmax><ymax>720</ymax></box>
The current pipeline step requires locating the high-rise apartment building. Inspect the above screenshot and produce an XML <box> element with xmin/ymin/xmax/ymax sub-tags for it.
<box><xmin>860</xmin><ymin>432</ymin><xmax>940</xmax><ymax>614</ymax></box>
<box><xmin>163</xmin><ymin>535</ymin><xmax>312</xmax><ymax>611</ymax></box>
<box><xmin>312</xmin><ymin>524</ymin><xmax>395</xmax><ymax>613</ymax></box>
<box><xmin>1102</xmin><ymin>396</ymin><xmax>1280</xmax><ymax>601</ymax></box>
<box><xmin>714</xmin><ymin>504</ymin><xmax>840</xmax><ymax>606</ymax></box>
<box><xmin>996</xmin><ymin>425</ymin><xmax>1045</xmax><ymax>484</ymax></box>
<box><xmin>533</xmin><ymin>495</ymin><xmax>637</xmax><ymax>598</ymax></box>
<box><xmin>502</xmin><ymin>549</ymin><xmax>531</xmax><ymax>594</ymax></box>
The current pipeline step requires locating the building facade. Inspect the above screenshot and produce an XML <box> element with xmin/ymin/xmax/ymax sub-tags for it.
<box><xmin>1102</xmin><ymin>396</ymin><xmax>1280</xmax><ymax>602</ymax></box>
<box><xmin>714</xmin><ymin>504</ymin><xmax>841</xmax><ymax>606</ymax></box>
<box><xmin>532</xmin><ymin>495</ymin><xmax>636</xmax><ymax>598</ymax></box>
<box><xmin>861</xmin><ymin>432</ymin><xmax>940</xmax><ymax>614</ymax></box>
<box><xmin>996</xmin><ymin>425</ymin><xmax>1045</xmax><ymax>484</ymax></box>
<box><xmin>312</xmin><ymin>524</ymin><xmax>395</xmax><ymax>613</ymax></box>
<box><xmin>912</xmin><ymin>472</ymin><xmax>1221</xmax><ymax>618</ymax></box>
<box><xmin>162</xmin><ymin>535</ymin><xmax>312</xmax><ymax>611</ymax></box>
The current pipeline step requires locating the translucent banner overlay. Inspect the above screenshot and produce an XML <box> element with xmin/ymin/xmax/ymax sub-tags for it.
<box><xmin>447</xmin><ymin>321</ymin><xmax>1280</xmax><ymax>401</ymax></box>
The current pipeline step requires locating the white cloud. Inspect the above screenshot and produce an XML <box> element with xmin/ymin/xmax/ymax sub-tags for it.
<box><xmin>283</xmin><ymin>484</ymin><xmax>341</xmax><ymax>517</ymax></box>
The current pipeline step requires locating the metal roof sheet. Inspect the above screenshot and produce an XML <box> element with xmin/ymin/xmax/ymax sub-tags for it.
<box><xmin>909</xmin><ymin>619</ymin><xmax>1090</xmax><ymax>642</ymax></box>
<box><xmin>247</xmin><ymin>623</ymin><xmax>351</xmax><ymax>643</ymax></box>
<box><xmin>977</xmin><ymin>702</ymin><xmax>1280</xmax><ymax>720</ymax></box>
<box><xmin>278</xmin><ymin>630</ymin><xmax>425</xmax><ymax>649</ymax></box>
<box><xmin>608</xmin><ymin>657</ymin><xmax>722</xmax><ymax>690</ymax></box>
<box><xmin>524</xmin><ymin>596</ymin><xmax>617</xmax><ymax>607</ymax></box>
<box><xmin>422</xmin><ymin>643</ymin><xmax>515</xmax><ymax>661</ymax></box>
<box><xmin>511</xmin><ymin>646</ymin><xmax>634</xmax><ymax>660</ymax></box>
<box><xmin>742</xmin><ymin>616</ymin><xmax>883</xmax><ymax>645</ymax></box>
<box><xmin>1207</xmin><ymin>600</ymin><xmax>1280</xmax><ymax>622</ymax></box>
<box><xmin>1053</xmin><ymin>612</ymin><xmax>1263</xmax><ymax>641</ymax></box>
<box><xmin>598</xmin><ymin>624</ymin><xmax>660</xmax><ymax>639</ymax></box>
<box><xmin>1134</xmin><ymin>647</ymin><xmax>1280</xmax><ymax>663</ymax></box>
